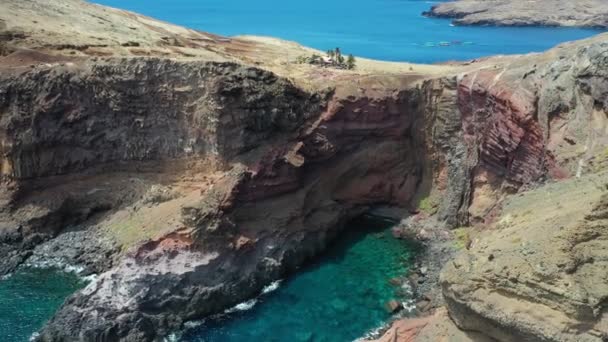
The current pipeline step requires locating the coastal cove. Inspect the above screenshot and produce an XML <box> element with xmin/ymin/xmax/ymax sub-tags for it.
<box><xmin>0</xmin><ymin>218</ymin><xmax>417</xmax><ymax>342</ymax></box>
<box><xmin>94</xmin><ymin>0</ymin><xmax>603</xmax><ymax>63</ymax></box>
<box><xmin>1</xmin><ymin>0</ymin><xmax>608</xmax><ymax>341</ymax></box>
<box><xmin>181</xmin><ymin>216</ymin><xmax>418</xmax><ymax>342</ymax></box>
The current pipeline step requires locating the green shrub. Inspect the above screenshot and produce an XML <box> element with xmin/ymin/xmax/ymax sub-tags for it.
<box><xmin>346</xmin><ymin>54</ymin><xmax>356</xmax><ymax>70</ymax></box>
<box><xmin>295</xmin><ymin>48</ymin><xmax>355</xmax><ymax>70</ymax></box>
<box><xmin>418</xmin><ymin>196</ymin><xmax>438</xmax><ymax>215</ymax></box>
<box><xmin>453</xmin><ymin>228</ymin><xmax>472</xmax><ymax>250</ymax></box>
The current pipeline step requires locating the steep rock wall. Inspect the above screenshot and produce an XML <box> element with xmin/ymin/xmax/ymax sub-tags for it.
<box><xmin>3</xmin><ymin>36</ymin><xmax>607</xmax><ymax>342</ymax></box>
<box><xmin>440</xmin><ymin>40</ymin><xmax>608</xmax><ymax>341</ymax></box>
<box><xmin>0</xmin><ymin>58</ymin><xmax>324</xmax><ymax>275</ymax></box>
<box><xmin>0</xmin><ymin>59</ymin><xmax>322</xmax><ymax>182</ymax></box>
<box><xmin>37</xmin><ymin>75</ymin><xmax>435</xmax><ymax>341</ymax></box>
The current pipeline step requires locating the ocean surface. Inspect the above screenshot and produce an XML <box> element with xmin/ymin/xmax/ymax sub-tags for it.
<box><xmin>0</xmin><ymin>268</ymin><xmax>86</xmax><ymax>342</ymax></box>
<box><xmin>181</xmin><ymin>217</ymin><xmax>418</xmax><ymax>342</ymax></box>
<box><xmin>94</xmin><ymin>0</ymin><xmax>603</xmax><ymax>63</ymax></box>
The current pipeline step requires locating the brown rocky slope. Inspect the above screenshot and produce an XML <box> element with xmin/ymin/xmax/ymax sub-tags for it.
<box><xmin>0</xmin><ymin>0</ymin><xmax>607</xmax><ymax>341</ymax></box>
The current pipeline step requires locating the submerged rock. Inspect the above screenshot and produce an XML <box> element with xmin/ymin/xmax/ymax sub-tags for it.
<box><xmin>385</xmin><ymin>300</ymin><xmax>403</xmax><ymax>314</ymax></box>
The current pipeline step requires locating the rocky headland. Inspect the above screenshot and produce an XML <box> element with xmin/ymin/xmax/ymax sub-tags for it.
<box><xmin>424</xmin><ymin>0</ymin><xmax>608</xmax><ymax>28</ymax></box>
<box><xmin>1</xmin><ymin>0</ymin><xmax>607</xmax><ymax>341</ymax></box>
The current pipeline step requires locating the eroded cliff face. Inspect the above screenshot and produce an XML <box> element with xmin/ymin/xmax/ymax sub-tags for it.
<box><xmin>438</xmin><ymin>41</ymin><xmax>608</xmax><ymax>341</ymax></box>
<box><xmin>0</xmin><ymin>58</ymin><xmax>321</xmax><ymax>181</ymax></box>
<box><xmin>32</xmin><ymin>41</ymin><xmax>608</xmax><ymax>339</ymax></box>
<box><xmin>34</xmin><ymin>68</ymin><xmax>438</xmax><ymax>342</ymax></box>
<box><xmin>3</xmin><ymin>39</ymin><xmax>605</xmax><ymax>341</ymax></box>
<box><xmin>364</xmin><ymin>36</ymin><xmax>608</xmax><ymax>342</ymax></box>
<box><xmin>0</xmin><ymin>57</ymin><xmax>324</xmax><ymax>275</ymax></box>
<box><xmin>442</xmin><ymin>174</ymin><xmax>608</xmax><ymax>342</ymax></box>
<box><xmin>1</xmin><ymin>1</ymin><xmax>608</xmax><ymax>341</ymax></box>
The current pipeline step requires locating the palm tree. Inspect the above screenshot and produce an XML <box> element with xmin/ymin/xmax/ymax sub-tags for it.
<box><xmin>346</xmin><ymin>54</ymin><xmax>356</xmax><ymax>70</ymax></box>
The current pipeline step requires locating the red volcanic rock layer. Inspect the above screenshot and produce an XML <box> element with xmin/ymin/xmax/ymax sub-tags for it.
<box><xmin>235</xmin><ymin>91</ymin><xmax>422</xmax><ymax>207</ymax></box>
<box><xmin>236</xmin><ymin>146</ymin><xmax>303</xmax><ymax>202</ymax></box>
<box><xmin>458</xmin><ymin>70</ymin><xmax>552</xmax><ymax>187</ymax></box>
<box><xmin>133</xmin><ymin>231</ymin><xmax>195</xmax><ymax>263</ymax></box>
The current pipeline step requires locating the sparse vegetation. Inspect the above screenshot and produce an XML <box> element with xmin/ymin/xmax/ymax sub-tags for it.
<box><xmin>418</xmin><ymin>196</ymin><xmax>439</xmax><ymax>215</ymax></box>
<box><xmin>346</xmin><ymin>54</ymin><xmax>356</xmax><ymax>70</ymax></box>
<box><xmin>453</xmin><ymin>227</ymin><xmax>472</xmax><ymax>250</ymax></box>
<box><xmin>589</xmin><ymin>147</ymin><xmax>608</xmax><ymax>173</ymax></box>
<box><xmin>511</xmin><ymin>236</ymin><xmax>522</xmax><ymax>244</ymax></box>
<box><xmin>296</xmin><ymin>47</ymin><xmax>357</xmax><ymax>70</ymax></box>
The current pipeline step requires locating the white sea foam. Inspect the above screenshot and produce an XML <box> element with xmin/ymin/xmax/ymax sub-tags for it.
<box><xmin>163</xmin><ymin>333</ymin><xmax>179</xmax><ymax>342</ymax></box>
<box><xmin>29</xmin><ymin>332</ymin><xmax>40</xmax><ymax>342</ymax></box>
<box><xmin>183</xmin><ymin>319</ymin><xmax>205</xmax><ymax>329</ymax></box>
<box><xmin>64</xmin><ymin>264</ymin><xmax>86</xmax><ymax>274</ymax></box>
<box><xmin>399</xmin><ymin>282</ymin><xmax>417</xmax><ymax>313</ymax></box>
<box><xmin>225</xmin><ymin>299</ymin><xmax>258</xmax><ymax>313</ymax></box>
<box><xmin>81</xmin><ymin>273</ymin><xmax>98</xmax><ymax>283</ymax></box>
<box><xmin>23</xmin><ymin>258</ymin><xmax>97</xmax><ymax>283</ymax></box>
<box><xmin>261</xmin><ymin>280</ymin><xmax>281</xmax><ymax>294</ymax></box>
<box><xmin>356</xmin><ymin>322</ymin><xmax>390</xmax><ymax>341</ymax></box>
<box><xmin>234</xmin><ymin>299</ymin><xmax>257</xmax><ymax>311</ymax></box>
<box><xmin>402</xmin><ymin>299</ymin><xmax>417</xmax><ymax>313</ymax></box>
<box><xmin>221</xmin><ymin>280</ymin><xmax>281</xmax><ymax>314</ymax></box>
<box><xmin>25</xmin><ymin>258</ymin><xmax>85</xmax><ymax>274</ymax></box>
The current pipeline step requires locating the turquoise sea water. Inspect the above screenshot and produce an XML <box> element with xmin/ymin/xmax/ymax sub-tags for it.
<box><xmin>0</xmin><ymin>219</ymin><xmax>415</xmax><ymax>342</ymax></box>
<box><xmin>0</xmin><ymin>268</ymin><xmax>86</xmax><ymax>342</ymax></box>
<box><xmin>181</xmin><ymin>217</ymin><xmax>418</xmax><ymax>342</ymax></box>
<box><xmin>94</xmin><ymin>0</ymin><xmax>602</xmax><ymax>63</ymax></box>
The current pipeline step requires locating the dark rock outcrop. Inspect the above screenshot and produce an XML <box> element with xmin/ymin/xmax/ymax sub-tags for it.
<box><xmin>0</xmin><ymin>59</ymin><xmax>321</xmax><ymax>182</ymax></box>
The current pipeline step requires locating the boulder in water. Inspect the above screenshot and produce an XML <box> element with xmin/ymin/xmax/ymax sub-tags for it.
<box><xmin>384</xmin><ymin>300</ymin><xmax>402</xmax><ymax>313</ymax></box>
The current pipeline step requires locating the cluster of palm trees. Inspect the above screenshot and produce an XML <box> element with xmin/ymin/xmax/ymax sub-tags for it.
<box><xmin>295</xmin><ymin>47</ymin><xmax>356</xmax><ymax>70</ymax></box>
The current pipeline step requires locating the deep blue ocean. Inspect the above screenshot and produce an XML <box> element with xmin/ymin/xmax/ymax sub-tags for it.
<box><xmin>94</xmin><ymin>0</ymin><xmax>602</xmax><ymax>63</ymax></box>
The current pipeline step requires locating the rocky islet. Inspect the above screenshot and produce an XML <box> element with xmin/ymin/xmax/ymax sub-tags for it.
<box><xmin>424</xmin><ymin>0</ymin><xmax>608</xmax><ymax>28</ymax></box>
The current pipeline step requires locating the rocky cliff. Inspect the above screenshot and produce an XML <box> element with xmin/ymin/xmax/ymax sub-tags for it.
<box><xmin>373</xmin><ymin>35</ymin><xmax>608</xmax><ymax>342</ymax></box>
<box><xmin>1</xmin><ymin>0</ymin><xmax>608</xmax><ymax>341</ymax></box>
<box><xmin>442</xmin><ymin>173</ymin><xmax>608</xmax><ymax>341</ymax></box>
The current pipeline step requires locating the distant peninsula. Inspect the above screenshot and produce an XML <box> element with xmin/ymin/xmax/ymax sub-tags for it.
<box><xmin>424</xmin><ymin>0</ymin><xmax>608</xmax><ymax>28</ymax></box>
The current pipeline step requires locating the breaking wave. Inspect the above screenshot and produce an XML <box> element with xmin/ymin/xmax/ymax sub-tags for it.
<box><xmin>225</xmin><ymin>299</ymin><xmax>258</xmax><ymax>313</ymax></box>
<box><xmin>261</xmin><ymin>280</ymin><xmax>281</xmax><ymax>294</ymax></box>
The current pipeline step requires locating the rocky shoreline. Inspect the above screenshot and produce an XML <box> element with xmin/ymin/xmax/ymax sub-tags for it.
<box><xmin>423</xmin><ymin>0</ymin><xmax>608</xmax><ymax>28</ymax></box>
<box><xmin>1</xmin><ymin>0</ymin><xmax>608</xmax><ymax>341</ymax></box>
